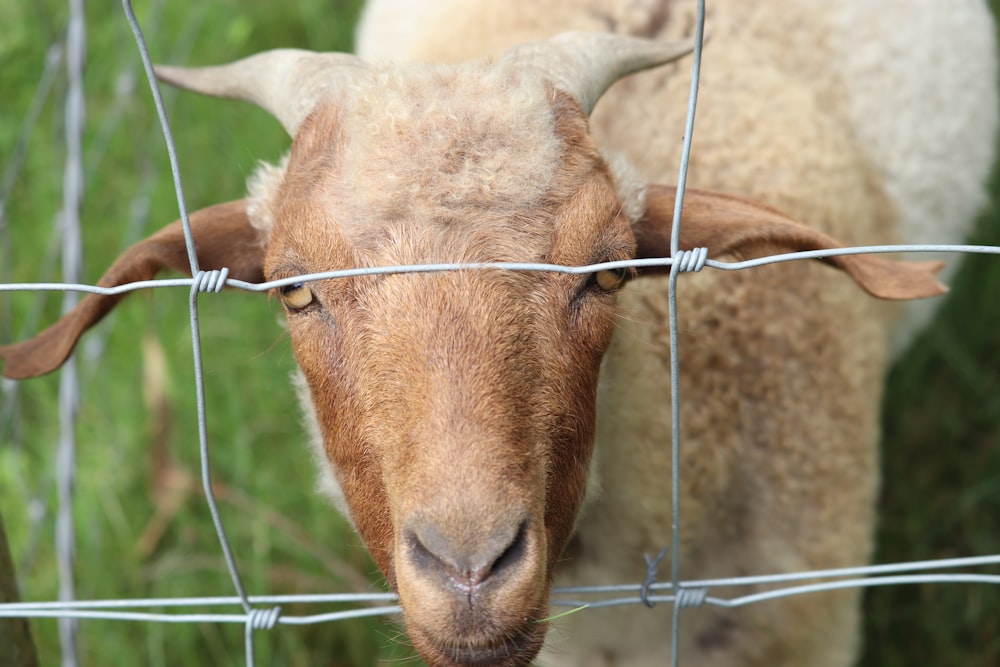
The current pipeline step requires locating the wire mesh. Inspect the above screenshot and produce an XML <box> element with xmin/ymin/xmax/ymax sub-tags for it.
<box><xmin>0</xmin><ymin>0</ymin><xmax>998</xmax><ymax>665</ymax></box>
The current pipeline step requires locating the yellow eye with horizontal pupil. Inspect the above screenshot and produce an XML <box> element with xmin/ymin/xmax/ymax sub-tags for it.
<box><xmin>592</xmin><ymin>268</ymin><xmax>626</xmax><ymax>292</ymax></box>
<box><xmin>279</xmin><ymin>283</ymin><xmax>314</xmax><ymax>310</ymax></box>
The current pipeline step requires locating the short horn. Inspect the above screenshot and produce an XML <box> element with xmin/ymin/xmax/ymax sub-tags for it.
<box><xmin>155</xmin><ymin>49</ymin><xmax>369</xmax><ymax>135</ymax></box>
<box><xmin>505</xmin><ymin>32</ymin><xmax>696</xmax><ymax>115</ymax></box>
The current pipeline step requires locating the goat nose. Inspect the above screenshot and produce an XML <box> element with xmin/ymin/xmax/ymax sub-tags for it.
<box><xmin>404</xmin><ymin>514</ymin><xmax>530</xmax><ymax>593</ymax></box>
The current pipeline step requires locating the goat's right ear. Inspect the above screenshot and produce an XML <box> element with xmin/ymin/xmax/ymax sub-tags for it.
<box><xmin>0</xmin><ymin>199</ymin><xmax>266</xmax><ymax>380</ymax></box>
<box><xmin>633</xmin><ymin>184</ymin><xmax>947</xmax><ymax>300</ymax></box>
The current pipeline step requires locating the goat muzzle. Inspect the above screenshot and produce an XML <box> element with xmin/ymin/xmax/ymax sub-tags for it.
<box><xmin>394</xmin><ymin>509</ymin><xmax>550</xmax><ymax>666</ymax></box>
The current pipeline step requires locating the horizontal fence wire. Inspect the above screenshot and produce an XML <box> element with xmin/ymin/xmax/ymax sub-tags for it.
<box><xmin>1</xmin><ymin>0</ymin><xmax>999</xmax><ymax>665</ymax></box>
<box><xmin>3</xmin><ymin>243</ymin><xmax>1000</xmax><ymax>298</ymax></box>
<box><xmin>2</xmin><ymin>554</ymin><xmax>1000</xmax><ymax>617</ymax></box>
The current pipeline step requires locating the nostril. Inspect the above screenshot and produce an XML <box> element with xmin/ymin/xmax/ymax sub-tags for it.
<box><xmin>406</xmin><ymin>528</ymin><xmax>449</xmax><ymax>578</ymax></box>
<box><xmin>405</xmin><ymin>516</ymin><xmax>530</xmax><ymax>592</ymax></box>
<box><xmin>489</xmin><ymin>521</ymin><xmax>527</xmax><ymax>579</ymax></box>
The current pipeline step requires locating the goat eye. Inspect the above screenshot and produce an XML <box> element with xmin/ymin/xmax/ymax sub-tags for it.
<box><xmin>590</xmin><ymin>268</ymin><xmax>627</xmax><ymax>292</ymax></box>
<box><xmin>279</xmin><ymin>282</ymin><xmax>315</xmax><ymax>310</ymax></box>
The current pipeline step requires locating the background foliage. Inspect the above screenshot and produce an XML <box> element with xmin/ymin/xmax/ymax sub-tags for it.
<box><xmin>0</xmin><ymin>0</ymin><xmax>997</xmax><ymax>665</ymax></box>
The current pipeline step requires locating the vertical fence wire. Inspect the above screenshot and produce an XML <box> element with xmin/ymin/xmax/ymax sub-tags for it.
<box><xmin>56</xmin><ymin>0</ymin><xmax>87</xmax><ymax>664</ymax></box>
<box><xmin>667</xmin><ymin>2</ymin><xmax>706</xmax><ymax>665</ymax></box>
<box><xmin>121</xmin><ymin>0</ymin><xmax>272</xmax><ymax>661</ymax></box>
<box><xmin>121</xmin><ymin>0</ymin><xmax>251</xmax><ymax>607</ymax></box>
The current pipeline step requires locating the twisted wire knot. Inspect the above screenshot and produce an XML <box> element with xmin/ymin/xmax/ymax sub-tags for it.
<box><xmin>247</xmin><ymin>605</ymin><xmax>282</xmax><ymax>631</ymax></box>
<box><xmin>640</xmin><ymin>547</ymin><xmax>671</xmax><ymax>608</ymax></box>
<box><xmin>675</xmin><ymin>587</ymin><xmax>708</xmax><ymax>608</ymax></box>
<box><xmin>192</xmin><ymin>267</ymin><xmax>230</xmax><ymax>293</ymax></box>
<box><xmin>673</xmin><ymin>247</ymin><xmax>708</xmax><ymax>273</ymax></box>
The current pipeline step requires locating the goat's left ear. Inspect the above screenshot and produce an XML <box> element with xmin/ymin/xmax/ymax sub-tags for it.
<box><xmin>634</xmin><ymin>184</ymin><xmax>947</xmax><ymax>300</ymax></box>
<box><xmin>0</xmin><ymin>199</ymin><xmax>266</xmax><ymax>380</ymax></box>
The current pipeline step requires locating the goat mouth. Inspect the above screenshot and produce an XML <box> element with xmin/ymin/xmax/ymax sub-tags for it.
<box><xmin>408</xmin><ymin>616</ymin><xmax>547</xmax><ymax>667</ymax></box>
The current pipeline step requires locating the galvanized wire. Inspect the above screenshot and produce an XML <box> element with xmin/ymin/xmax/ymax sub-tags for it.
<box><xmin>667</xmin><ymin>6</ymin><xmax>706</xmax><ymax>662</ymax></box>
<box><xmin>121</xmin><ymin>1</ymin><xmax>262</xmax><ymax>663</ymax></box>
<box><xmin>1</xmin><ymin>553</ymin><xmax>998</xmax><ymax>619</ymax></box>
<box><xmin>3</xmin><ymin>243</ymin><xmax>999</xmax><ymax>298</ymax></box>
<box><xmin>0</xmin><ymin>0</ymin><xmax>998</xmax><ymax>666</ymax></box>
<box><xmin>55</xmin><ymin>1</ymin><xmax>86</xmax><ymax>664</ymax></box>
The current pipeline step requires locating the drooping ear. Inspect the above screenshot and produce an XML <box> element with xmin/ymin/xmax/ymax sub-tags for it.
<box><xmin>634</xmin><ymin>185</ymin><xmax>947</xmax><ymax>300</ymax></box>
<box><xmin>0</xmin><ymin>199</ymin><xmax>265</xmax><ymax>380</ymax></box>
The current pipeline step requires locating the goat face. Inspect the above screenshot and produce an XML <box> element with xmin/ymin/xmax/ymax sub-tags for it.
<box><xmin>262</xmin><ymin>77</ymin><xmax>634</xmax><ymax>662</ymax></box>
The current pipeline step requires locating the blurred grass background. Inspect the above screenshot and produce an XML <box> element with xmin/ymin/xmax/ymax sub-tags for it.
<box><xmin>0</xmin><ymin>0</ymin><xmax>997</xmax><ymax>665</ymax></box>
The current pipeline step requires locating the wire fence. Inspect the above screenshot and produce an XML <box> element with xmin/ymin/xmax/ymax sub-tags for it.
<box><xmin>1</xmin><ymin>0</ymin><xmax>999</xmax><ymax>665</ymax></box>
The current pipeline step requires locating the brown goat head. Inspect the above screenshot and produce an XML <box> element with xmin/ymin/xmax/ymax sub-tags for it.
<box><xmin>0</xmin><ymin>33</ymin><xmax>946</xmax><ymax>667</ymax></box>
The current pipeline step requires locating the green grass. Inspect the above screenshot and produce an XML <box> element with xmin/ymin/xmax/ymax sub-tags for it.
<box><xmin>1</xmin><ymin>1</ymin><xmax>998</xmax><ymax>666</ymax></box>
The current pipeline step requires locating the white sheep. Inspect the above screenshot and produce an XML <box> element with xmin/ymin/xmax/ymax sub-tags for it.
<box><xmin>1</xmin><ymin>1</ymin><xmax>995</xmax><ymax>665</ymax></box>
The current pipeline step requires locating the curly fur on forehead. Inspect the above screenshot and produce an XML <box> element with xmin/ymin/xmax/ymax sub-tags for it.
<box><xmin>246</xmin><ymin>60</ymin><xmax>571</xmax><ymax>239</ymax></box>
<box><xmin>339</xmin><ymin>62</ymin><xmax>564</xmax><ymax>226</ymax></box>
